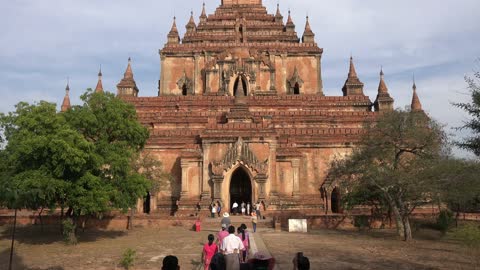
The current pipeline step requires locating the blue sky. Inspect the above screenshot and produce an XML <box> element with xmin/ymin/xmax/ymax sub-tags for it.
<box><xmin>1</xmin><ymin>0</ymin><xmax>479</xmax><ymax>157</ymax></box>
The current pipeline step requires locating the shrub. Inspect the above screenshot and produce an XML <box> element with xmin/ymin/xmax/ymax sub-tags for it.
<box><xmin>62</xmin><ymin>218</ymin><xmax>77</xmax><ymax>245</ymax></box>
<box><xmin>120</xmin><ymin>248</ymin><xmax>136</xmax><ymax>270</ymax></box>
<box><xmin>436</xmin><ymin>210</ymin><xmax>454</xmax><ymax>234</ymax></box>
<box><xmin>354</xmin><ymin>215</ymin><xmax>370</xmax><ymax>230</ymax></box>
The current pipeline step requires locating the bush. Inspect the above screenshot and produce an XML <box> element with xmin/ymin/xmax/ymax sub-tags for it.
<box><xmin>354</xmin><ymin>215</ymin><xmax>370</xmax><ymax>230</ymax></box>
<box><xmin>62</xmin><ymin>218</ymin><xmax>77</xmax><ymax>245</ymax></box>
<box><xmin>120</xmin><ymin>248</ymin><xmax>136</xmax><ymax>270</ymax></box>
<box><xmin>436</xmin><ymin>210</ymin><xmax>454</xmax><ymax>234</ymax></box>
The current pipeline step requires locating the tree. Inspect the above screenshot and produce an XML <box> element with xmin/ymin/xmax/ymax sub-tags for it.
<box><xmin>328</xmin><ymin>109</ymin><xmax>446</xmax><ymax>241</ymax></box>
<box><xmin>0</xmin><ymin>90</ymin><xmax>151</xmax><ymax>241</ymax></box>
<box><xmin>454</xmin><ymin>70</ymin><xmax>480</xmax><ymax>156</ymax></box>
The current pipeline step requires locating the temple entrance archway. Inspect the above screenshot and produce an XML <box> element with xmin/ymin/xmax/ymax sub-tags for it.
<box><xmin>229</xmin><ymin>167</ymin><xmax>252</xmax><ymax>214</ymax></box>
<box><xmin>143</xmin><ymin>192</ymin><xmax>151</xmax><ymax>214</ymax></box>
<box><xmin>331</xmin><ymin>187</ymin><xmax>342</xmax><ymax>214</ymax></box>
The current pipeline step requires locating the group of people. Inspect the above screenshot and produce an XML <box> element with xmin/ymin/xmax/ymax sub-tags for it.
<box><xmin>162</xmin><ymin>249</ymin><xmax>309</xmax><ymax>270</ymax></box>
<box><xmin>201</xmin><ymin>217</ymin><xmax>275</xmax><ymax>270</ymax></box>
<box><xmin>210</xmin><ymin>200</ymin><xmax>223</xmax><ymax>218</ymax></box>
<box><xmin>230</xmin><ymin>201</ymin><xmax>265</xmax><ymax>218</ymax></box>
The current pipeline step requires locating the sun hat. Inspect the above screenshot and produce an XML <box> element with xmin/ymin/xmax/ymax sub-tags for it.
<box><xmin>223</xmin><ymin>212</ymin><xmax>230</xmax><ymax>218</ymax></box>
<box><xmin>253</xmin><ymin>251</ymin><xmax>272</xmax><ymax>260</ymax></box>
<box><xmin>221</xmin><ymin>223</ymin><xmax>227</xmax><ymax>228</ymax></box>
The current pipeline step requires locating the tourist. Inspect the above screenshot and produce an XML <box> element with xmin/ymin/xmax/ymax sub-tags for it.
<box><xmin>241</xmin><ymin>201</ymin><xmax>246</xmax><ymax>215</ymax></box>
<box><xmin>212</xmin><ymin>203</ymin><xmax>217</xmax><ymax>218</ymax></box>
<box><xmin>218</xmin><ymin>224</ymin><xmax>229</xmax><ymax>245</ymax></box>
<box><xmin>255</xmin><ymin>201</ymin><xmax>261</xmax><ymax>219</ymax></box>
<box><xmin>292</xmin><ymin>252</ymin><xmax>310</xmax><ymax>270</ymax></box>
<box><xmin>162</xmin><ymin>255</ymin><xmax>180</xmax><ymax>270</ymax></box>
<box><xmin>221</xmin><ymin>212</ymin><xmax>231</xmax><ymax>228</ymax></box>
<box><xmin>251</xmin><ymin>212</ymin><xmax>257</xmax><ymax>233</ymax></box>
<box><xmin>203</xmin><ymin>234</ymin><xmax>218</xmax><ymax>270</ymax></box>
<box><xmin>210</xmin><ymin>252</ymin><xmax>226</xmax><ymax>270</ymax></box>
<box><xmin>237</xmin><ymin>226</ymin><xmax>249</xmax><ymax>263</ymax></box>
<box><xmin>260</xmin><ymin>201</ymin><xmax>266</xmax><ymax>219</ymax></box>
<box><xmin>195</xmin><ymin>202</ymin><xmax>201</xmax><ymax>217</ymax></box>
<box><xmin>232</xmin><ymin>201</ymin><xmax>239</xmax><ymax>215</ymax></box>
<box><xmin>217</xmin><ymin>200</ymin><xmax>222</xmax><ymax>217</ymax></box>
<box><xmin>246</xmin><ymin>202</ymin><xmax>251</xmax><ymax>216</ymax></box>
<box><xmin>221</xmin><ymin>225</ymin><xmax>245</xmax><ymax>270</ymax></box>
<box><xmin>247</xmin><ymin>251</ymin><xmax>275</xmax><ymax>270</ymax></box>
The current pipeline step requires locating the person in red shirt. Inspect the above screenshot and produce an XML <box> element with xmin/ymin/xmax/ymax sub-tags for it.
<box><xmin>203</xmin><ymin>234</ymin><xmax>218</xmax><ymax>270</ymax></box>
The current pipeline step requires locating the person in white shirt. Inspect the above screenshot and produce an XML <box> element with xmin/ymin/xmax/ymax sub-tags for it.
<box><xmin>232</xmin><ymin>201</ymin><xmax>239</xmax><ymax>215</ymax></box>
<box><xmin>221</xmin><ymin>225</ymin><xmax>244</xmax><ymax>270</ymax></box>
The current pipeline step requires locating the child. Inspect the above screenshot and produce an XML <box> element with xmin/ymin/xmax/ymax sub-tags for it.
<box><xmin>203</xmin><ymin>234</ymin><xmax>218</xmax><ymax>270</ymax></box>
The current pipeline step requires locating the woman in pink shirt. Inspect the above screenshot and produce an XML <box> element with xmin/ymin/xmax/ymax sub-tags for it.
<box><xmin>203</xmin><ymin>234</ymin><xmax>218</xmax><ymax>270</ymax></box>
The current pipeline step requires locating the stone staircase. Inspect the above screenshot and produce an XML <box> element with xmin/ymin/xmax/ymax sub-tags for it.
<box><xmin>201</xmin><ymin>215</ymin><xmax>274</xmax><ymax>230</ymax></box>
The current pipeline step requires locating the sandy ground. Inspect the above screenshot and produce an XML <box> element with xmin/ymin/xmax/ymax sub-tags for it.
<box><xmin>0</xmin><ymin>224</ymin><xmax>478</xmax><ymax>270</ymax></box>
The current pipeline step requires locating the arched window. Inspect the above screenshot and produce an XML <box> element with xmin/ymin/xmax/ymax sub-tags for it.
<box><xmin>294</xmin><ymin>83</ymin><xmax>300</xmax><ymax>95</ymax></box>
<box><xmin>331</xmin><ymin>187</ymin><xmax>342</xmax><ymax>214</ymax></box>
<box><xmin>182</xmin><ymin>84</ymin><xmax>188</xmax><ymax>96</ymax></box>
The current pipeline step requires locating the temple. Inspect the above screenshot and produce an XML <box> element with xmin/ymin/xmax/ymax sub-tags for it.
<box><xmin>63</xmin><ymin>0</ymin><xmax>423</xmax><ymax>216</ymax></box>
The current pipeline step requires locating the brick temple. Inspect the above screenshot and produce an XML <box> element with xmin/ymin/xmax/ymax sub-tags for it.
<box><xmin>63</xmin><ymin>0</ymin><xmax>423</xmax><ymax>216</ymax></box>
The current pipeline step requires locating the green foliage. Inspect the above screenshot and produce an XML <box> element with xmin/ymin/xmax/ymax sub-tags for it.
<box><xmin>353</xmin><ymin>215</ymin><xmax>370</xmax><ymax>230</ymax></box>
<box><xmin>62</xmin><ymin>218</ymin><xmax>77</xmax><ymax>245</ymax></box>
<box><xmin>120</xmin><ymin>248</ymin><xmax>136</xmax><ymax>270</ymax></box>
<box><xmin>328</xmin><ymin>109</ymin><xmax>447</xmax><ymax>240</ymax></box>
<box><xmin>0</xmin><ymin>90</ymin><xmax>152</xmax><ymax>239</ymax></box>
<box><xmin>435</xmin><ymin>210</ymin><xmax>454</xmax><ymax>234</ymax></box>
<box><xmin>132</xmin><ymin>153</ymin><xmax>174</xmax><ymax>194</ymax></box>
<box><xmin>450</xmin><ymin>223</ymin><xmax>480</xmax><ymax>248</ymax></box>
<box><xmin>454</xmin><ymin>71</ymin><xmax>480</xmax><ymax>156</ymax></box>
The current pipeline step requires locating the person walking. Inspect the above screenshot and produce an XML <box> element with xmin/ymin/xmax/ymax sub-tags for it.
<box><xmin>221</xmin><ymin>225</ymin><xmax>244</xmax><ymax>270</ymax></box>
<box><xmin>221</xmin><ymin>212</ymin><xmax>231</xmax><ymax>228</ymax></box>
<box><xmin>255</xmin><ymin>201</ymin><xmax>261</xmax><ymax>219</ymax></box>
<box><xmin>251</xmin><ymin>212</ymin><xmax>257</xmax><ymax>233</ymax></box>
<box><xmin>217</xmin><ymin>200</ymin><xmax>222</xmax><ymax>217</ymax></box>
<box><xmin>203</xmin><ymin>234</ymin><xmax>218</xmax><ymax>270</ymax></box>
<box><xmin>211</xmin><ymin>203</ymin><xmax>217</xmax><ymax>218</ymax></box>
<box><xmin>246</xmin><ymin>202</ymin><xmax>251</xmax><ymax>216</ymax></box>
<box><xmin>232</xmin><ymin>201</ymin><xmax>239</xmax><ymax>215</ymax></box>
<box><xmin>241</xmin><ymin>201</ymin><xmax>246</xmax><ymax>216</ymax></box>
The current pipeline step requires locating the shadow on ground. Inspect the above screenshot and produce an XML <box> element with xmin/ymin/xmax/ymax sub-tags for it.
<box><xmin>0</xmin><ymin>225</ymin><xmax>126</xmax><ymax>245</ymax></box>
<box><xmin>0</xmin><ymin>249</ymin><xmax>64</xmax><ymax>270</ymax></box>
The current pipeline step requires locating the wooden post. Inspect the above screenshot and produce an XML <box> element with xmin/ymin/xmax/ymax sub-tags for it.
<box><xmin>9</xmin><ymin>208</ymin><xmax>17</xmax><ymax>270</ymax></box>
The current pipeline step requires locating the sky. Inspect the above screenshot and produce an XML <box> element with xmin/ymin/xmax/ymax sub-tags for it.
<box><xmin>1</xmin><ymin>0</ymin><xmax>479</xmax><ymax>158</ymax></box>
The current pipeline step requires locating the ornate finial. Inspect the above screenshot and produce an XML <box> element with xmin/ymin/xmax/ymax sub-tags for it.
<box><xmin>380</xmin><ymin>66</ymin><xmax>384</xmax><ymax>77</ymax></box>
<box><xmin>378</xmin><ymin>67</ymin><xmax>388</xmax><ymax>94</ymax></box>
<box><xmin>66</xmin><ymin>77</ymin><xmax>70</xmax><ymax>92</ymax></box>
<box><xmin>98</xmin><ymin>64</ymin><xmax>102</xmax><ymax>77</ymax></box>
<box><xmin>348</xmin><ymin>56</ymin><xmax>358</xmax><ymax>78</ymax></box>
<box><xmin>413</xmin><ymin>73</ymin><xmax>417</xmax><ymax>90</ymax></box>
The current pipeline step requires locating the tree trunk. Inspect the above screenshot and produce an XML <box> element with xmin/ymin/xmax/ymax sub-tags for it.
<box><xmin>403</xmin><ymin>216</ymin><xmax>413</xmax><ymax>241</ymax></box>
<box><xmin>38</xmin><ymin>207</ymin><xmax>44</xmax><ymax>232</ymax></box>
<box><xmin>127</xmin><ymin>208</ymin><xmax>134</xmax><ymax>230</ymax></box>
<box><xmin>8</xmin><ymin>209</ymin><xmax>17</xmax><ymax>270</ymax></box>
<box><xmin>388</xmin><ymin>200</ymin><xmax>405</xmax><ymax>240</ymax></box>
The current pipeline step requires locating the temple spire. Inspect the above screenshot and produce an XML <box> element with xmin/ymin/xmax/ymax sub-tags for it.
<box><xmin>411</xmin><ymin>78</ymin><xmax>423</xmax><ymax>112</ymax></box>
<box><xmin>302</xmin><ymin>15</ymin><xmax>315</xmax><ymax>43</ymax></box>
<box><xmin>117</xmin><ymin>57</ymin><xmax>139</xmax><ymax>97</ymax></box>
<box><xmin>61</xmin><ymin>79</ymin><xmax>71</xmax><ymax>112</ymax></box>
<box><xmin>275</xmin><ymin>3</ymin><xmax>283</xmax><ymax>22</ymax></box>
<box><xmin>286</xmin><ymin>10</ymin><xmax>295</xmax><ymax>33</ymax></box>
<box><xmin>378</xmin><ymin>67</ymin><xmax>388</xmax><ymax>94</ymax></box>
<box><xmin>373</xmin><ymin>67</ymin><xmax>394</xmax><ymax>111</ymax></box>
<box><xmin>200</xmin><ymin>2</ymin><xmax>207</xmax><ymax>23</ymax></box>
<box><xmin>167</xmin><ymin>16</ymin><xmax>180</xmax><ymax>44</ymax></box>
<box><xmin>348</xmin><ymin>56</ymin><xmax>358</xmax><ymax>78</ymax></box>
<box><xmin>95</xmin><ymin>66</ymin><xmax>104</xmax><ymax>93</ymax></box>
<box><xmin>342</xmin><ymin>56</ymin><xmax>364</xmax><ymax>96</ymax></box>
<box><xmin>186</xmin><ymin>11</ymin><xmax>197</xmax><ymax>33</ymax></box>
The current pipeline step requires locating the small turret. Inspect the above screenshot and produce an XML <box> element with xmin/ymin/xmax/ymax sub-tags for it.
<box><xmin>116</xmin><ymin>57</ymin><xmax>139</xmax><ymax>97</ymax></box>
<box><xmin>286</xmin><ymin>10</ymin><xmax>295</xmax><ymax>33</ymax></box>
<box><xmin>302</xmin><ymin>16</ymin><xmax>315</xmax><ymax>44</ymax></box>
<box><xmin>342</xmin><ymin>56</ymin><xmax>365</xmax><ymax>96</ymax></box>
<box><xmin>199</xmin><ymin>2</ymin><xmax>207</xmax><ymax>24</ymax></box>
<box><xmin>411</xmin><ymin>79</ymin><xmax>423</xmax><ymax>112</ymax></box>
<box><xmin>275</xmin><ymin>3</ymin><xmax>283</xmax><ymax>23</ymax></box>
<box><xmin>94</xmin><ymin>67</ymin><xmax>103</xmax><ymax>93</ymax></box>
<box><xmin>186</xmin><ymin>11</ymin><xmax>197</xmax><ymax>33</ymax></box>
<box><xmin>61</xmin><ymin>80</ymin><xmax>71</xmax><ymax>112</ymax></box>
<box><xmin>373</xmin><ymin>68</ymin><xmax>394</xmax><ymax>111</ymax></box>
<box><xmin>167</xmin><ymin>17</ymin><xmax>180</xmax><ymax>44</ymax></box>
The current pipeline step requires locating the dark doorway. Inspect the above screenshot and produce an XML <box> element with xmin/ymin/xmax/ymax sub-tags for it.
<box><xmin>229</xmin><ymin>167</ymin><xmax>252</xmax><ymax>213</ymax></box>
<box><xmin>233</xmin><ymin>76</ymin><xmax>247</xmax><ymax>96</ymax></box>
<box><xmin>293</xmin><ymin>83</ymin><xmax>300</xmax><ymax>95</ymax></box>
<box><xmin>143</xmin><ymin>192</ymin><xmax>151</xmax><ymax>214</ymax></box>
<box><xmin>182</xmin><ymin>84</ymin><xmax>188</xmax><ymax>96</ymax></box>
<box><xmin>331</xmin><ymin>187</ymin><xmax>342</xmax><ymax>214</ymax></box>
